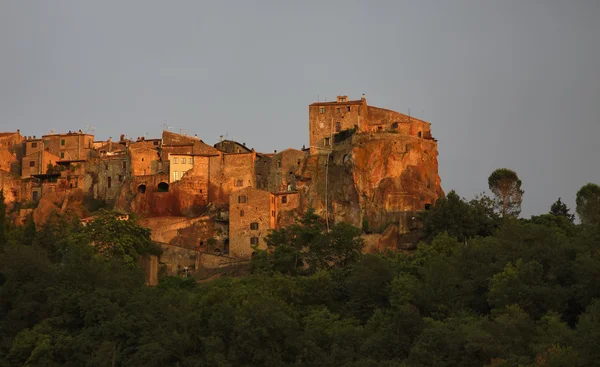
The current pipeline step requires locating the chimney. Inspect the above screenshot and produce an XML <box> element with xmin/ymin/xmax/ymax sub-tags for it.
<box><xmin>108</xmin><ymin>137</ymin><xmax>112</xmax><ymax>152</ymax></box>
<box><xmin>361</xmin><ymin>93</ymin><xmax>366</xmax><ymax>101</ymax></box>
<box><xmin>120</xmin><ymin>134</ymin><xmax>125</xmax><ymax>142</ymax></box>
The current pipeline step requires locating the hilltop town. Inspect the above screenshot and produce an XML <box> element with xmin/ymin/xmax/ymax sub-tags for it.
<box><xmin>0</xmin><ymin>94</ymin><xmax>443</xmax><ymax>272</ymax></box>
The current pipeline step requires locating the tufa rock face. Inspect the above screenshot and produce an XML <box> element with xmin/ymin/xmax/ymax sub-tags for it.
<box><xmin>299</xmin><ymin>132</ymin><xmax>443</xmax><ymax>231</ymax></box>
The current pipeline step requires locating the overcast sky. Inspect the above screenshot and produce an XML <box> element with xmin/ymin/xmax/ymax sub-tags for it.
<box><xmin>1</xmin><ymin>0</ymin><xmax>598</xmax><ymax>217</ymax></box>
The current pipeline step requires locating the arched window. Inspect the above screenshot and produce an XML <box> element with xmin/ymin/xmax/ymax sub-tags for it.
<box><xmin>157</xmin><ymin>182</ymin><xmax>169</xmax><ymax>192</ymax></box>
<box><xmin>335</xmin><ymin>122</ymin><xmax>341</xmax><ymax>132</ymax></box>
<box><xmin>137</xmin><ymin>184</ymin><xmax>147</xmax><ymax>193</ymax></box>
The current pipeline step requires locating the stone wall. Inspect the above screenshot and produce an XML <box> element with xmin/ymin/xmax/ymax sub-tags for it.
<box><xmin>208</xmin><ymin>152</ymin><xmax>256</xmax><ymax>205</ymax></box>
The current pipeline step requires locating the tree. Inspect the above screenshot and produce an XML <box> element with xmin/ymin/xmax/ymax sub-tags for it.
<box><xmin>575</xmin><ymin>183</ymin><xmax>600</xmax><ymax>225</ymax></box>
<box><xmin>488</xmin><ymin>168</ymin><xmax>524</xmax><ymax>217</ymax></box>
<box><xmin>0</xmin><ymin>190</ymin><xmax>6</xmax><ymax>251</ymax></box>
<box><xmin>420</xmin><ymin>191</ymin><xmax>499</xmax><ymax>243</ymax></box>
<box><xmin>549</xmin><ymin>198</ymin><xmax>575</xmax><ymax>223</ymax></box>
<box><xmin>84</xmin><ymin>211</ymin><xmax>161</xmax><ymax>267</ymax></box>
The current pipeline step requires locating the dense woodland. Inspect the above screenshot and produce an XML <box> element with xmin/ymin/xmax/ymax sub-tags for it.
<box><xmin>1</xmin><ymin>175</ymin><xmax>600</xmax><ymax>366</ymax></box>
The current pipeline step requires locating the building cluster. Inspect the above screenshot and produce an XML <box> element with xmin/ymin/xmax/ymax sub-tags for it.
<box><xmin>0</xmin><ymin>94</ymin><xmax>441</xmax><ymax>261</ymax></box>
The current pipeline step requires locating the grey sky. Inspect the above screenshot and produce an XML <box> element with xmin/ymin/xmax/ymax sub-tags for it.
<box><xmin>1</xmin><ymin>0</ymin><xmax>598</xmax><ymax>217</ymax></box>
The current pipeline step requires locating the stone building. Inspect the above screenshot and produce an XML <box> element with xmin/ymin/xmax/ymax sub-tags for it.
<box><xmin>42</xmin><ymin>131</ymin><xmax>94</xmax><ymax>161</ymax></box>
<box><xmin>214</xmin><ymin>140</ymin><xmax>252</xmax><ymax>154</ymax></box>
<box><xmin>167</xmin><ymin>153</ymin><xmax>195</xmax><ymax>182</ymax></box>
<box><xmin>308</xmin><ymin>94</ymin><xmax>432</xmax><ymax>155</ymax></box>
<box><xmin>228</xmin><ymin>187</ymin><xmax>275</xmax><ymax>259</ymax></box>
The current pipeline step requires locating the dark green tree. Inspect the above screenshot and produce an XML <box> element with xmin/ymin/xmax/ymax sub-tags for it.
<box><xmin>488</xmin><ymin>168</ymin><xmax>524</xmax><ymax>217</ymax></box>
<box><xmin>0</xmin><ymin>190</ymin><xmax>6</xmax><ymax>251</ymax></box>
<box><xmin>550</xmin><ymin>197</ymin><xmax>575</xmax><ymax>222</ymax></box>
<box><xmin>575</xmin><ymin>183</ymin><xmax>600</xmax><ymax>225</ymax></box>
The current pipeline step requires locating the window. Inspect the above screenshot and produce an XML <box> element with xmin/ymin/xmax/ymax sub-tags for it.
<box><xmin>272</xmin><ymin>197</ymin><xmax>275</xmax><ymax>204</ymax></box>
<box><xmin>60</xmin><ymin>139</ymin><xmax>65</xmax><ymax>146</ymax></box>
<box><xmin>182</xmin><ymin>158</ymin><xmax>186</xmax><ymax>164</ymax></box>
<box><xmin>153</xmin><ymin>141</ymin><xmax>159</xmax><ymax>145</ymax></box>
<box><xmin>339</xmin><ymin>97</ymin><xmax>347</xmax><ymax>102</ymax></box>
<box><xmin>142</xmin><ymin>158</ymin><xmax>144</xmax><ymax>161</ymax></box>
<box><xmin>324</xmin><ymin>137</ymin><xmax>330</xmax><ymax>146</ymax></box>
<box><xmin>319</xmin><ymin>107</ymin><xmax>325</xmax><ymax>114</ymax></box>
<box><xmin>60</xmin><ymin>152</ymin><xmax>65</xmax><ymax>159</ymax></box>
<box><xmin>281</xmin><ymin>196</ymin><xmax>287</xmax><ymax>204</ymax></box>
<box><xmin>336</xmin><ymin>107</ymin><xmax>340</xmax><ymax>113</ymax></box>
<box><xmin>418</xmin><ymin>131</ymin><xmax>422</xmax><ymax>138</ymax></box>
<box><xmin>105</xmin><ymin>164</ymin><xmax>108</xmax><ymax>170</ymax></box>
<box><xmin>31</xmin><ymin>142</ymin><xmax>37</xmax><ymax>148</ymax></box>
<box><xmin>235</xmin><ymin>179</ymin><xmax>243</xmax><ymax>187</ymax></box>
<box><xmin>118</xmin><ymin>175</ymin><xmax>123</xmax><ymax>182</ymax></box>
<box><xmin>238</xmin><ymin>195</ymin><xmax>247</xmax><ymax>203</ymax></box>
<box><xmin>29</xmin><ymin>161</ymin><xmax>35</xmax><ymax>167</ymax></box>
<box><xmin>377</xmin><ymin>126</ymin><xmax>383</xmax><ymax>131</ymax></box>
<box><xmin>174</xmin><ymin>171</ymin><xmax>179</xmax><ymax>181</ymax></box>
<box><xmin>122</xmin><ymin>161</ymin><xmax>126</xmax><ymax>169</ymax></box>
<box><xmin>392</xmin><ymin>122</ymin><xmax>399</xmax><ymax>129</ymax></box>
<box><xmin>271</xmin><ymin>210</ymin><xmax>275</xmax><ymax>217</ymax></box>
<box><xmin>250</xmin><ymin>237</ymin><xmax>259</xmax><ymax>245</ymax></box>
<box><xmin>107</xmin><ymin>177</ymin><xmax>112</xmax><ymax>188</ymax></box>
<box><xmin>277</xmin><ymin>161</ymin><xmax>281</xmax><ymax>169</ymax></box>
<box><xmin>347</xmin><ymin>106</ymin><xmax>351</xmax><ymax>112</ymax></box>
<box><xmin>250</xmin><ymin>222</ymin><xmax>259</xmax><ymax>230</ymax></box>
<box><xmin>189</xmin><ymin>158</ymin><xmax>193</xmax><ymax>164</ymax></box>
<box><xmin>173</xmin><ymin>158</ymin><xmax>179</xmax><ymax>164</ymax></box>
<box><xmin>335</xmin><ymin>122</ymin><xmax>341</xmax><ymax>132</ymax></box>
<box><xmin>180</xmin><ymin>171</ymin><xmax>185</xmax><ymax>179</ymax></box>
<box><xmin>240</xmin><ymin>210</ymin><xmax>244</xmax><ymax>217</ymax></box>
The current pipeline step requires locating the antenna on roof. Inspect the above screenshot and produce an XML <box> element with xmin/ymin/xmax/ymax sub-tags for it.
<box><xmin>318</xmin><ymin>93</ymin><xmax>320</xmax><ymax>102</ymax></box>
<box><xmin>162</xmin><ymin>122</ymin><xmax>172</xmax><ymax>130</ymax></box>
<box><xmin>85</xmin><ymin>125</ymin><xmax>96</xmax><ymax>133</ymax></box>
<box><xmin>408</xmin><ymin>108</ymin><xmax>411</xmax><ymax>123</ymax></box>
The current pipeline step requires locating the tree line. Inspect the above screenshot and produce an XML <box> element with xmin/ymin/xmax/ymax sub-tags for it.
<box><xmin>0</xmin><ymin>171</ymin><xmax>599</xmax><ymax>366</ymax></box>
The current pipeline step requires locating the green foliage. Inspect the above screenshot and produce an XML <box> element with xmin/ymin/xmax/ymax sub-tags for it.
<box><xmin>84</xmin><ymin>211</ymin><xmax>161</xmax><ymax>267</ymax></box>
<box><xmin>0</xmin><ymin>190</ymin><xmax>6</xmax><ymax>252</ymax></box>
<box><xmin>488</xmin><ymin>168</ymin><xmax>524</xmax><ymax>217</ymax></box>
<box><xmin>550</xmin><ymin>197</ymin><xmax>575</xmax><ymax>223</ymax></box>
<box><xmin>2</xmin><ymin>189</ymin><xmax>600</xmax><ymax>366</ymax></box>
<box><xmin>420</xmin><ymin>191</ymin><xmax>499</xmax><ymax>243</ymax></box>
<box><xmin>575</xmin><ymin>182</ymin><xmax>600</xmax><ymax>225</ymax></box>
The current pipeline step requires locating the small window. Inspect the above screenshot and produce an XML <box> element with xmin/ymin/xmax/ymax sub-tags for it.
<box><xmin>281</xmin><ymin>196</ymin><xmax>287</xmax><ymax>204</ymax></box>
<box><xmin>189</xmin><ymin>158</ymin><xmax>193</xmax><ymax>164</ymax></box>
<box><xmin>392</xmin><ymin>122</ymin><xmax>399</xmax><ymax>129</ymax></box>
<box><xmin>271</xmin><ymin>210</ymin><xmax>275</xmax><ymax>217</ymax></box>
<box><xmin>31</xmin><ymin>142</ymin><xmax>37</xmax><ymax>148</ymax></box>
<box><xmin>235</xmin><ymin>179</ymin><xmax>243</xmax><ymax>187</ymax></box>
<box><xmin>107</xmin><ymin>177</ymin><xmax>112</xmax><ymax>188</ymax></box>
<box><xmin>142</xmin><ymin>158</ymin><xmax>145</xmax><ymax>162</ymax></box>
<box><xmin>319</xmin><ymin>107</ymin><xmax>325</xmax><ymax>114</ymax></box>
<box><xmin>277</xmin><ymin>161</ymin><xmax>281</xmax><ymax>169</ymax></box>
<box><xmin>336</xmin><ymin>107</ymin><xmax>340</xmax><ymax>113</ymax></box>
<box><xmin>271</xmin><ymin>197</ymin><xmax>275</xmax><ymax>204</ymax></box>
<box><xmin>60</xmin><ymin>152</ymin><xmax>65</xmax><ymax>159</ymax></box>
<box><xmin>250</xmin><ymin>222</ymin><xmax>259</xmax><ymax>230</ymax></box>
<box><xmin>60</xmin><ymin>139</ymin><xmax>65</xmax><ymax>146</ymax></box>
<box><xmin>240</xmin><ymin>210</ymin><xmax>244</xmax><ymax>217</ymax></box>
<box><xmin>118</xmin><ymin>175</ymin><xmax>123</xmax><ymax>182</ymax></box>
<box><xmin>377</xmin><ymin>126</ymin><xmax>383</xmax><ymax>131</ymax></box>
<box><xmin>173</xmin><ymin>158</ymin><xmax>179</xmax><ymax>164</ymax></box>
<box><xmin>250</xmin><ymin>237</ymin><xmax>259</xmax><ymax>245</ymax></box>
<box><xmin>182</xmin><ymin>158</ymin><xmax>186</xmax><ymax>164</ymax></box>
<box><xmin>346</xmin><ymin>106</ymin><xmax>351</xmax><ymax>112</ymax></box>
<box><xmin>418</xmin><ymin>131</ymin><xmax>422</xmax><ymax>138</ymax></box>
<box><xmin>105</xmin><ymin>164</ymin><xmax>108</xmax><ymax>170</ymax></box>
<box><xmin>324</xmin><ymin>137</ymin><xmax>330</xmax><ymax>146</ymax></box>
<box><xmin>122</xmin><ymin>161</ymin><xmax>126</xmax><ymax>169</ymax></box>
<box><xmin>29</xmin><ymin>161</ymin><xmax>35</xmax><ymax>167</ymax></box>
<box><xmin>238</xmin><ymin>195</ymin><xmax>247</xmax><ymax>203</ymax></box>
<box><xmin>174</xmin><ymin>171</ymin><xmax>179</xmax><ymax>181</ymax></box>
<box><xmin>335</xmin><ymin>122</ymin><xmax>341</xmax><ymax>132</ymax></box>
<box><xmin>339</xmin><ymin>97</ymin><xmax>347</xmax><ymax>102</ymax></box>
<box><xmin>153</xmin><ymin>141</ymin><xmax>159</xmax><ymax>145</ymax></box>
